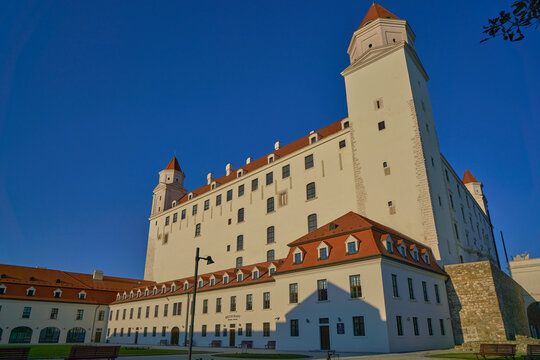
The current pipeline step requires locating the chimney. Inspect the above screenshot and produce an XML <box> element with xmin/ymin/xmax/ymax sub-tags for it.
<box><xmin>226</xmin><ymin>163</ymin><xmax>233</xmax><ymax>176</ymax></box>
<box><xmin>246</xmin><ymin>157</ymin><xmax>252</xmax><ymax>164</ymax></box>
<box><xmin>207</xmin><ymin>172</ymin><xmax>214</xmax><ymax>185</ymax></box>
<box><xmin>93</xmin><ymin>270</ymin><xmax>103</xmax><ymax>281</ymax></box>
<box><xmin>274</xmin><ymin>141</ymin><xmax>282</xmax><ymax>150</ymax></box>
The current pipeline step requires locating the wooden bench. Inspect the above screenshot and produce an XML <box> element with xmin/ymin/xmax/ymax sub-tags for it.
<box><xmin>524</xmin><ymin>345</ymin><xmax>540</xmax><ymax>360</ymax></box>
<box><xmin>210</xmin><ymin>340</ymin><xmax>222</xmax><ymax>347</ymax></box>
<box><xmin>65</xmin><ymin>345</ymin><xmax>120</xmax><ymax>360</ymax></box>
<box><xmin>475</xmin><ymin>344</ymin><xmax>516</xmax><ymax>360</ymax></box>
<box><xmin>0</xmin><ymin>347</ymin><xmax>30</xmax><ymax>360</ymax></box>
<box><xmin>265</xmin><ymin>340</ymin><xmax>276</xmax><ymax>349</ymax></box>
<box><xmin>240</xmin><ymin>340</ymin><xmax>253</xmax><ymax>349</ymax></box>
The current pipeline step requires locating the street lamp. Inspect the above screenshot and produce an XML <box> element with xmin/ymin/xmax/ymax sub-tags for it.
<box><xmin>187</xmin><ymin>247</ymin><xmax>214</xmax><ymax>360</ymax></box>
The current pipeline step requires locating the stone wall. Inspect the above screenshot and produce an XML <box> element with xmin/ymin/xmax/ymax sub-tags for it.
<box><xmin>445</xmin><ymin>261</ymin><xmax>529</xmax><ymax>345</ymax></box>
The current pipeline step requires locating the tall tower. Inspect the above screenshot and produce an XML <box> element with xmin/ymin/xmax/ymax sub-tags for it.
<box><xmin>462</xmin><ymin>170</ymin><xmax>488</xmax><ymax>214</ymax></box>
<box><xmin>341</xmin><ymin>3</ymin><xmax>452</xmax><ymax>262</ymax></box>
<box><xmin>151</xmin><ymin>156</ymin><xmax>187</xmax><ymax>216</ymax></box>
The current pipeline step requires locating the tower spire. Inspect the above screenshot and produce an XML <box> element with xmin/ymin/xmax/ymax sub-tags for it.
<box><xmin>164</xmin><ymin>156</ymin><xmax>182</xmax><ymax>172</ymax></box>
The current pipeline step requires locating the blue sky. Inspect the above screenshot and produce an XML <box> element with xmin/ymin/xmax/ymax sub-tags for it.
<box><xmin>1</xmin><ymin>1</ymin><xmax>538</xmax><ymax>278</ymax></box>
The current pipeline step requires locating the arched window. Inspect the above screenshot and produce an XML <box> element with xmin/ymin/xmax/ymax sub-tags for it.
<box><xmin>237</xmin><ymin>208</ymin><xmax>245</xmax><ymax>223</ymax></box>
<box><xmin>267</xmin><ymin>250</ymin><xmax>275</xmax><ymax>262</ymax></box>
<box><xmin>306</xmin><ymin>182</ymin><xmax>316</xmax><ymax>200</ymax></box>
<box><xmin>39</xmin><ymin>327</ymin><xmax>60</xmax><ymax>343</ymax></box>
<box><xmin>66</xmin><ymin>327</ymin><xmax>86</xmax><ymax>343</ymax></box>
<box><xmin>9</xmin><ymin>327</ymin><xmax>32</xmax><ymax>343</ymax></box>
<box><xmin>308</xmin><ymin>214</ymin><xmax>318</xmax><ymax>232</ymax></box>
<box><xmin>266</xmin><ymin>197</ymin><xmax>275</xmax><ymax>213</ymax></box>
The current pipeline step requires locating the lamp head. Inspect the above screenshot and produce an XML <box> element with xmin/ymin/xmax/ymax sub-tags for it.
<box><xmin>206</xmin><ymin>256</ymin><xmax>215</xmax><ymax>265</ymax></box>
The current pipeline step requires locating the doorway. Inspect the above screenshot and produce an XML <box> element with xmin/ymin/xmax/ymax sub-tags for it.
<box><xmin>134</xmin><ymin>330</ymin><xmax>139</xmax><ymax>344</ymax></box>
<box><xmin>171</xmin><ymin>327</ymin><xmax>180</xmax><ymax>345</ymax></box>
<box><xmin>319</xmin><ymin>326</ymin><xmax>330</xmax><ymax>350</ymax></box>
<box><xmin>229</xmin><ymin>329</ymin><xmax>236</xmax><ymax>347</ymax></box>
<box><xmin>94</xmin><ymin>329</ymin><xmax>102</xmax><ymax>343</ymax></box>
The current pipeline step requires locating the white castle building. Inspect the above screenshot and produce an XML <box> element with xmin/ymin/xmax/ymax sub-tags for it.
<box><xmin>0</xmin><ymin>3</ymin><xmax>502</xmax><ymax>353</ymax></box>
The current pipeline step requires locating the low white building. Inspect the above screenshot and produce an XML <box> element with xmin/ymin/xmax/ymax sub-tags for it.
<box><xmin>107</xmin><ymin>212</ymin><xmax>454</xmax><ymax>353</ymax></box>
<box><xmin>0</xmin><ymin>265</ymin><xmax>152</xmax><ymax>345</ymax></box>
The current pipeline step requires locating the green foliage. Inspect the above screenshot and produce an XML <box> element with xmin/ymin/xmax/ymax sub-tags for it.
<box><xmin>482</xmin><ymin>0</ymin><xmax>540</xmax><ymax>42</ymax></box>
<box><xmin>426</xmin><ymin>353</ymin><xmax>525</xmax><ymax>359</ymax></box>
<box><xmin>213</xmin><ymin>354</ymin><xmax>311</xmax><ymax>359</ymax></box>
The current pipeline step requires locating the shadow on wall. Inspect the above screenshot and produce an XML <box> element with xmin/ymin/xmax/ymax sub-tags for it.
<box><xmin>528</xmin><ymin>302</ymin><xmax>540</xmax><ymax>339</ymax></box>
<box><xmin>6</xmin><ymin>326</ymin><xmax>87</xmax><ymax>344</ymax></box>
<box><xmin>277</xmin><ymin>281</ymin><xmax>387</xmax><ymax>353</ymax></box>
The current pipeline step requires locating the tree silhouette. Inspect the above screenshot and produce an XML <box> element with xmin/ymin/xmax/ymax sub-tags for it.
<box><xmin>482</xmin><ymin>0</ymin><xmax>540</xmax><ymax>42</ymax></box>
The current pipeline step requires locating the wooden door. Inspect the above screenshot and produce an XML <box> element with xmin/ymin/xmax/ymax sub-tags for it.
<box><xmin>229</xmin><ymin>329</ymin><xmax>236</xmax><ymax>347</ymax></box>
<box><xmin>94</xmin><ymin>329</ymin><xmax>102</xmax><ymax>343</ymax></box>
<box><xmin>171</xmin><ymin>327</ymin><xmax>180</xmax><ymax>345</ymax></box>
<box><xmin>319</xmin><ymin>326</ymin><xmax>330</xmax><ymax>350</ymax></box>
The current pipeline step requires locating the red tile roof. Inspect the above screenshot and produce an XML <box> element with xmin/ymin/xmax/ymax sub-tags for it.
<box><xmin>164</xmin><ymin>156</ymin><xmax>182</xmax><ymax>172</ymax></box>
<box><xmin>176</xmin><ymin>119</ymin><xmax>345</xmax><ymax>204</ymax></box>
<box><xmin>280</xmin><ymin>212</ymin><xmax>444</xmax><ymax>275</ymax></box>
<box><xmin>0</xmin><ymin>264</ymin><xmax>154</xmax><ymax>304</ymax></box>
<box><xmin>359</xmin><ymin>3</ymin><xmax>400</xmax><ymax>29</ymax></box>
<box><xmin>462</xmin><ymin>169</ymin><xmax>479</xmax><ymax>184</ymax></box>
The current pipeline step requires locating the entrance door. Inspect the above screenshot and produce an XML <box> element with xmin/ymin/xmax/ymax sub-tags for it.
<box><xmin>171</xmin><ymin>327</ymin><xmax>180</xmax><ymax>345</ymax></box>
<box><xmin>94</xmin><ymin>329</ymin><xmax>102</xmax><ymax>343</ymax></box>
<box><xmin>229</xmin><ymin>329</ymin><xmax>236</xmax><ymax>347</ymax></box>
<box><xmin>134</xmin><ymin>330</ymin><xmax>139</xmax><ymax>344</ymax></box>
<box><xmin>319</xmin><ymin>326</ymin><xmax>330</xmax><ymax>350</ymax></box>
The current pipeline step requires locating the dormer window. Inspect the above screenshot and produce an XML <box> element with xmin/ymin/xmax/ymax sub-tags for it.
<box><xmin>237</xmin><ymin>169</ymin><xmax>246</xmax><ymax>177</ymax></box>
<box><xmin>345</xmin><ymin>236</ymin><xmax>359</xmax><ymax>255</ymax></box>
<box><xmin>237</xmin><ymin>273</ymin><xmax>243</xmax><ymax>282</ymax></box>
<box><xmin>341</xmin><ymin>120</ymin><xmax>350</xmax><ymax>129</ymax></box>
<box><xmin>188</xmin><ymin>193</ymin><xmax>194</xmax><ymax>200</ymax></box>
<box><xmin>153</xmin><ymin>288</ymin><xmax>158</xmax><ymax>295</ymax></box>
<box><xmin>198</xmin><ymin>280</ymin><xmax>203</xmax><ymax>288</ymax></box>
<box><xmin>53</xmin><ymin>289</ymin><xmax>62</xmax><ymax>298</ymax></box>
<box><xmin>223</xmin><ymin>276</ymin><xmax>229</xmax><ymax>285</ymax></box>
<box><xmin>162</xmin><ymin>286</ymin><xmax>167</xmax><ymax>294</ymax></box>
<box><xmin>137</xmin><ymin>290</ymin><xmax>142</xmax><ymax>297</ymax></box>
<box><xmin>293</xmin><ymin>248</ymin><xmax>304</xmax><ymax>264</ymax></box>
<box><xmin>309</xmin><ymin>132</ymin><xmax>320</xmax><ymax>144</ymax></box>
<box><xmin>0</xmin><ymin>284</ymin><xmax>6</xmax><ymax>295</ymax></box>
<box><xmin>184</xmin><ymin>283</ymin><xmax>189</xmax><ymax>290</ymax></box>
<box><xmin>319</xmin><ymin>247</ymin><xmax>328</xmax><ymax>260</ymax></box>
<box><xmin>26</xmin><ymin>287</ymin><xmax>35</xmax><ymax>296</ymax></box>
<box><xmin>211</xmin><ymin>182</ymin><xmax>217</xmax><ymax>190</ymax></box>
<box><xmin>382</xmin><ymin>235</ymin><xmax>394</xmax><ymax>253</ymax></box>
<box><xmin>171</xmin><ymin>285</ymin><xmax>176</xmax><ymax>292</ymax></box>
<box><xmin>123</xmin><ymin>293</ymin><xmax>127</xmax><ymax>300</ymax></box>
<box><xmin>267</xmin><ymin>154</ymin><xmax>277</xmax><ymax>164</ymax></box>
<box><xmin>78</xmin><ymin>291</ymin><xmax>86</xmax><ymax>300</ymax></box>
<box><xmin>269</xmin><ymin>266</ymin><xmax>276</xmax><ymax>276</ymax></box>
<box><xmin>210</xmin><ymin>277</ymin><xmax>215</xmax><ymax>287</ymax></box>
<box><xmin>144</xmin><ymin>289</ymin><xmax>149</xmax><ymax>296</ymax></box>
<box><xmin>116</xmin><ymin>294</ymin><xmax>121</xmax><ymax>301</ymax></box>
<box><xmin>130</xmin><ymin>291</ymin><xmax>134</xmax><ymax>298</ymax></box>
<box><xmin>252</xmin><ymin>270</ymin><xmax>259</xmax><ymax>280</ymax></box>
<box><xmin>398</xmin><ymin>243</ymin><xmax>407</xmax><ymax>258</ymax></box>
<box><xmin>423</xmin><ymin>253</ymin><xmax>431</xmax><ymax>265</ymax></box>
<box><xmin>172</xmin><ymin>200</ymin><xmax>177</xmax><ymax>207</ymax></box>
<box><xmin>410</xmin><ymin>247</ymin><xmax>419</xmax><ymax>262</ymax></box>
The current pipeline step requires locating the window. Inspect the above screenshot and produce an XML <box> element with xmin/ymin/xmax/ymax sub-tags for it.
<box><xmin>237</xmin><ymin>273</ymin><xmax>243</xmax><ymax>282</ymax></box>
<box><xmin>349</xmin><ymin>275</ymin><xmax>362</xmax><ymax>298</ymax></box>
<box><xmin>391</xmin><ymin>274</ymin><xmax>399</xmax><ymax>297</ymax></box>
<box><xmin>210</xmin><ymin>278</ymin><xmax>215</xmax><ymax>286</ymax></box>
<box><xmin>195</xmin><ymin>223</ymin><xmax>201</xmax><ymax>236</ymax></box>
<box><xmin>181</xmin><ymin>209</ymin><xmax>186</xmax><ymax>219</ymax></box>
<box><xmin>223</xmin><ymin>276</ymin><xmax>229</xmax><ymax>285</ymax></box>
<box><xmin>263</xmin><ymin>292</ymin><xmax>270</xmax><ymax>309</ymax></box>
<box><xmin>269</xmin><ymin>267</ymin><xmax>276</xmax><ymax>276</ymax></box>
<box><xmin>122</xmin><ymin>309</ymin><xmax>126</xmax><ymax>320</ymax></box>
<box><xmin>307</xmin><ymin>213</ymin><xmax>317</xmax><ymax>232</ymax></box>
<box><xmin>201</xmin><ymin>299</ymin><xmax>208</xmax><ymax>314</ymax></box>
<box><xmin>289</xmin><ymin>283</ymin><xmax>298</xmax><ymax>303</ymax></box>
<box><xmin>290</xmin><ymin>319</ymin><xmax>299</xmax><ymax>336</ymax></box>
<box><xmin>440</xmin><ymin>319</ymin><xmax>446</xmax><ymax>335</ymax></box>
<box><xmin>53</xmin><ymin>289</ymin><xmax>61</xmax><ymax>298</ymax></box>
<box><xmin>165</xmin><ymin>216</ymin><xmax>170</xmax><ymax>226</ymax></box>
<box><xmin>204</xmin><ymin>199</ymin><xmax>209</xmax><ymax>211</ymax></box>
<box><xmin>422</xmin><ymin>281</ymin><xmax>429</xmax><ymax>302</ymax></box>
<box><xmin>263</xmin><ymin>322</ymin><xmax>270</xmax><ymax>337</ymax></box>
<box><xmin>408</xmin><ymin>278</ymin><xmax>415</xmax><ymax>300</ymax></box>
<box><xmin>174</xmin><ymin>302</ymin><xmax>182</xmax><ymax>315</ymax></box>
<box><xmin>154</xmin><ymin>305</ymin><xmax>159</xmax><ymax>318</ymax></box>
<box><xmin>26</xmin><ymin>288</ymin><xmax>35</xmax><ymax>296</ymax></box>
<box><xmin>246</xmin><ymin>323</ymin><xmax>252</xmax><ymax>337</ymax></box>
<box><xmin>435</xmin><ymin>284</ymin><xmax>441</xmax><ymax>304</ymax></box>
<box><xmin>305</xmin><ymin>154</ymin><xmax>314</xmax><ymax>169</ymax></box>
<box><xmin>347</xmin><ymin>241</ymin><xmax>357</xmax><ymax>255</ymax></box>
<box><xmin>306</xmin><ymin>182</ymin><xmax>316</xmax><ymax>200</ymax></box>
<box><xmin>145</xmin><ymin>306</ymin><xmax>150</xmax><ymax>318</ymax></box>
<box><xmin>253</xmin><ymin>271</ymin><xmax>259</xmax><ymax>280</ymax></box>
<box><xmin>454</xmin><ymin>223</ymin><xmax>460</xmax><ymax>239</ymax></box>
<box><xmin>396</xmin><ymin>316</ymin><xmax>403</xmax><ymax>336</ymax></box>
<box><xmin>143</xmin><ymin>327</ymin><xmax>147</xmax><ymax>336</ymax></box>
<box><xmin>216</xmin><ymin>298</ymin><xmax>222</xmax><ymax>313</ymax></box>
<box><xmin>378</xmin><ymin>121</ymin><xmax>386</xmax><ymax>130</ymax></box>
<box><xmin>201</xmin><ymin>325</ymin><xmax>207</xmax><ymax>337</ymax></box>
<box><xmin>227</xmin><ymin>189</ymin><xmax>233</xmax><ymax>201</ymax></box>
<box><xmin>98</xmin><ymin>310</ymin><xmax>105</xmax><ymax>321</ymax></box>
<box><xmin>294</xmin><ymin>252</ymin><xmax>302</xmax><ymax>264</ymax></box>
<box><xmin>216</xmin><ymin>194</ymin><xmax>222</xmax><ymax>206</ymax></box>
<box><xmin>427</xmin><ymin>318</ymin><xmax>433</xmax><ymax>335</ymax></box>
<box><xmin>50</xmin><ymin>308</ymin><xmax>58</xmax><ymax>319</ymax></box>
<box><xmin>192</xmin><ymin>204</ymin><xmax>198</xmax><ymax>215</ymax></box>
<box><xmin>129</xmin><ymin>308</ymin><xmax>133</xmax><ymax>319</ymax></box>
<box><xmin>343</xmin><ymin>121</ymin><xmax>350</xmax><ymax>128</ymax></box>
<box><xmin>317</xmin><ymin>279</ymin><xmax>328</xmax><ymax>301</ymax></box>
<box><xmin>163</xmin><ymin>304</ymin><xmax>168</xmax><ymax>317</ymax></box>
<box><xmin>238</xmin><ymin>184</ymin><xmax>245</xmax><ymax>197</ymax></box>
<box><xmin>236</xmin><ymin>235</ymin><xmax>244</xmax><ymax>251</ymax></box>
<box><xmin>319</xmin><ymin>247</ymin><xmax>328</xmax><ymax>260</ymax></box>
<box><xmin>173</xmin><ymin>212</ymin><xmax>178</xmax><ymax>223</ymax></box>
<box><xmin>251</xmin><ymin>178</ymin><xmax>258</xmax><ymax>191</ymax></box>
<box><xmin>238</xmin><ymin>208</ymin><xmax>244</xmax><ymax>222</ymax></box>
<box><xmin>449</xmin><ymin>193</ymin><xmax>455</xmax><ymax>209</ymax></box>
<box><xmin>352</xmin><ymin>316</ymin><xmax>365</xmax><ymax>336</ymax></box>
<box><xmin>0</xmin><ymin>286</ymin><xmax>5</xmax><ymax>295</ymax></box>
<box><xmin>267</xmin><ymin>197</ymin><xmax>275</xmax><ymax>213</ymax></box>
<box><xmin>267</xmin><ymin>226</ymin><xmax>275</xmax><ymax>243</ymax></box>
<box><xmin>267</xmin><ymin>250</ymin><xmax>275</xmax><ymax>262</ymax></box>
<box><xmin>228</xmin><ymin>296</ymin><xmax>237</xmax><ymax>311</ymax></box>
<box><xmin>339</xmin><ymin>140</ymin><xmax>346</xmax><ymax>148</ymax></box>
<box><xmin>266</xmin><ymin>172</ymin><xmax>273</xmax><ymax>185</ymax></box>
<box><xmin>246</xmin><ymin>294</ymin><xmax>253</xmax><ymax>310</ymax></box>
<box><xmin>413</xmin><ymin>317</ymin><xmax>419</xmax><ymax>336</ymax></box>
<box><xmin>282</xmin><ymin>165</ymin><xmax>290</xmax><ymax>179</ymax></box>
<box><xmin>120</xmin><ymin>328</ymin><xmax>124</xmax><ymax>337</ymax></box>
<box><xmin>152</xmin><ymin>327</ymin><xmax>156</xmax><ymax>337</ymax></box>
<box><xmin>236</xmin><ymin>257</ymin><xmax>243</xmax><ymax>267</ymax></box>
<box><xmin>76</xmin><ymin>309</ymin><xmax>84</xmax><ymax>320</ymax></box>
<box><xmin>215</xmin><ymin>324</ymin><xmax>221</xmax><ymax>337</ymax></box>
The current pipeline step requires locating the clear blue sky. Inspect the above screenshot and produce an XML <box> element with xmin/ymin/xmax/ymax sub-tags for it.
<box><xmin>1</xmin><ymin>1</ymin><xmax>538</xmax><ymax>278</ymax></box>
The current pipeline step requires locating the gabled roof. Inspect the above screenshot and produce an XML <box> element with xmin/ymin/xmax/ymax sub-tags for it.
<box><xmin>359</xmin><ymin>3</ymin><xmax>400</xmax><ymax>29</ymax></box>
<box><xmin>164</xmin><ymin>156</ymin><xmax>182</xmax><ymax>172</ymax></box>
<box><xmin>462</xmin><ymin>169</ymin><xmax>479</xmax><ymax>184</ymax></box>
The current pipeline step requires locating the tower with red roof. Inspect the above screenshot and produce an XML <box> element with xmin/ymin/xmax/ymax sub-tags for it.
<box><xmin>151</xmin><ymin>156</ymin><xmax>186</xmax><ymax>217</ymax></box>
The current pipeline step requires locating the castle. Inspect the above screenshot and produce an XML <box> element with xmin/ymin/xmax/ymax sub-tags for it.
<box><xmin>2</xmin><ymin>4</ymin><xmax>524</xmax><ymax>353</ymax></box>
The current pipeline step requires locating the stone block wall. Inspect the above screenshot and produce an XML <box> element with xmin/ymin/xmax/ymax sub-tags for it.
<box><xmin>445</xmin><ymin>260</ymin><xmax>529</xmax><ymax>345</ymax></box>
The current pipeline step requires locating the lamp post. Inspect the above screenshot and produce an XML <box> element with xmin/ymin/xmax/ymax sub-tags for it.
<box><xmin>187</xmin><ymin>247</ymin><xmax>214</xmax><ymax>360</ymax></box>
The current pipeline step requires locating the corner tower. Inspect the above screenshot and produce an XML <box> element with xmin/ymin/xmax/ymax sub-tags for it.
<box><xmin>151</xmin><ymin>156</ymin><xmax>186</xmax><ymax>216</ymax></box>
<box><xmin>463</xmin><ymin>170</ymin><xmax>488</xmax><ymax>214</ymax></box>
